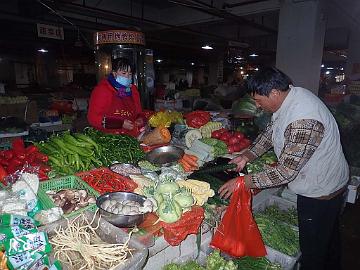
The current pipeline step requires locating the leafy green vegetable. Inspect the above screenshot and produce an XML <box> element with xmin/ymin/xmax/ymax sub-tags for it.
<box><xmin>234</xmin><ymin>256</ymin><xmax>282</xmax><ymax>270</ymax></box>
<box><xmin>261</xmin><ymin>204</ymin><xmax>298</xmax><ymax>226</ymax></box>
<box><xmin>255</xmin><ymin>213</ymin><xmax>299</xmax><ymax>256</ymax></box>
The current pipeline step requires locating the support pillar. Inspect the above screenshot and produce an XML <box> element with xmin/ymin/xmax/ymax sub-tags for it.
<box><xmin>276</xmin><ymin>0</ymin><xmax>326</xmax><ymax>94</ymax></box>
<box><xmin>345</xmin><ymin>27</ymin><xmax>360</xmax><ymax>80</ymax></box>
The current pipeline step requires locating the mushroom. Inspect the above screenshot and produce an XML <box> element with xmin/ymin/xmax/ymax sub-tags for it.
<box><xmin>64</xmin><ymin>190</ymin><xmax>75</xmax><ymax>201</ymax></box>
<box><xmin>62</xmin><ymin>199</ymin><xmax>76</xmax><ymax>214</ymax></box>
<box><xmin>87</xmin><ymin>196</ymin><xmax>96</xmax><ymax>204</ymax></box>
<box><xmin>78</xmin><ymin>190</ymin><xmax>87</xmax><ymax>198</ymax></box>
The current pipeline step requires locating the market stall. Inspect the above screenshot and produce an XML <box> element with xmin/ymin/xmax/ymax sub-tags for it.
<box><xmin>0</xmin><ymin>107</ymin><xmax>305</xmax><ymax>270</ymax></box>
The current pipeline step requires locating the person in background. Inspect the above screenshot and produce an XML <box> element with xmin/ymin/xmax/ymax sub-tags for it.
<box><xmin>219</xmin><ymin>67</ymin><xmax>349</xmax><ymax>270</ymax></box>
<box><xmin>87</xmin><ymin>57</ymin><xmax>145</xmax><ymax>137</ymax></box>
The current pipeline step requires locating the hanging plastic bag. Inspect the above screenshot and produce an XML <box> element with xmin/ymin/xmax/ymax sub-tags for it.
<box><xmin>210</xmin><ymin>176</ymin><xmax>266</xmax><ymax>257</ymax></box>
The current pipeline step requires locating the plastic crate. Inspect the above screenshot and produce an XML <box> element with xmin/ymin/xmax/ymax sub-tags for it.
<box><xmin>266</xmin><ymin>245</ymin><xmax>299</xmax><ymax>270</ymax></box>
<box><xmin>37</xmin><ymin>175</ymin><xmax>100</xmax><ymax>218</ymax></box>
<box><xmin>253</xmin><ymin>195</ymin><xmax>297</xmax><ymax>213</ymax></box>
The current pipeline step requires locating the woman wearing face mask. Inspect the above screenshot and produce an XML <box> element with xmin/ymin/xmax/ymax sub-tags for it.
<box><xmin>87</xmin><ymin>57</ymin><xmax>146</xmax><ymax>137</ymax></box>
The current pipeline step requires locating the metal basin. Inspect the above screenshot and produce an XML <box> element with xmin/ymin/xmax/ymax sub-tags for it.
<box><xmin>96</xmin><ymin>192</ymin><xmax>146</xmax><ymax>228</ymax></box>
<box><xmin>145</xmin><ymin>145</ymin><xmax>184</xmax><ymax>167</ymax></box>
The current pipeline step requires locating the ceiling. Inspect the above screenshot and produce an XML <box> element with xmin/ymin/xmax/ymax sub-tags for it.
<box><xmin>0</xmin><ymin>0</ymin><xmax>358</xmax><ymax>67</ymax></box>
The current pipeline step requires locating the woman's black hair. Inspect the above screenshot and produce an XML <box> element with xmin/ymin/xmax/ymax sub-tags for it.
<box><xmin>112</xmin><ymin>57</ymin><xmax>134</xmax><ymax>73</ymax></box>
<box><xmin>247</xmin><ymin>67</ymin><xmax>292</xmax><ymax>96</ymax></box>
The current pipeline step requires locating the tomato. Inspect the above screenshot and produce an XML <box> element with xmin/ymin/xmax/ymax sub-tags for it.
<box><xmin>233</xmin><ymin>131</ymin><xmax>245</xmax><ymax>140</ymax></box>
<box><xmin>233</xmin><ymin>144</ymin><xmax>242</xmax><ymax>152</ymax></box>
<box><xmin>211</xmin><ymin>130</ymin><xmax>222</xmax><ymax>139</ymax></box>
<box><xmin>220</xmin><ymin>132</ymin><xmax>231</xmax><ymax>142</ymax></box>
<box><xmin>227</xmin><ymin>145</ymin><xmax>236</xmax><ymax>153</ymax></box>
<box><xmin>228</xmin><ymin>136</ymin><xmax>240</xmax><ymax>145</ymax></box>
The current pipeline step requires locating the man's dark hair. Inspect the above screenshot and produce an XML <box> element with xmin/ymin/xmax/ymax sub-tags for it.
<box><xmin>247</xmin><ymin>67</ymin><xmax>292</xmax><ymax>96</ymax></box>
<box><xmin>112</xmin><ymin>57</ymin><xmax>134</xmax><ymax>73</ymax></box>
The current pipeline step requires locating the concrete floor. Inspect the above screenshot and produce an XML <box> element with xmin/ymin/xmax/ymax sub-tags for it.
<box><xmin>341</xmin><ymin>199</ymin><xmax>360</xmax><ymax>269</ymax></box>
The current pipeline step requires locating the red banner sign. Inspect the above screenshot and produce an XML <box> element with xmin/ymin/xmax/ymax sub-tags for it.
<box><xmin>94</xmin><ymin>30</ymin><xmax>145</xmax><ymax>46</ymax></box>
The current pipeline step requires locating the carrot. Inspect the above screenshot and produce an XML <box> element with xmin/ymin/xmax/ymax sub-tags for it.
<box><xmin>182</xmin><ymin>154</ymin><xmax>198</xmax><ymax>167</ymax></box>
<box><xmin>179</xmin><ymin>159</ymin><xmax>192</xmax><ymax>171</ymax></box>
<box><xmin>186</xmin><ymin>154</ymin><xmax>198</xmax><ymax>162</ymax></box>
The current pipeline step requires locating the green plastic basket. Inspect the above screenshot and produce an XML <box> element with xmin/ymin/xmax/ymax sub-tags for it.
<box><xmin>37</xmin><ymin>175</ymin><xmax>100</xmax><ymax>219</ymax></box>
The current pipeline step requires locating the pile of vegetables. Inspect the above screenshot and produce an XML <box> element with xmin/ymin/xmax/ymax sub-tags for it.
<box><xmin>76</xmin><ymin>168</ymin><xmax>138</xmax><ymax>194</ymax></box>
<box><xmin>231</xmin><ymin>94</ymin><xmax>258</xmax><ymax>116</ymax></box>
<box><xmin>162</xmin><ymin>250</ymin><xmax>237</xmax><ymax>270</ymax></box>
<box><xmin>36</xmin><ymin>132</ymin><xmax>101</xmax><ymax>175</ymax></box>
<box><xmin>211</xmin><ymin>128</ymin><xmax>251</xmax><ymax>153</ymax></box>
<box><xmin>138</xmin><ymin>160</ymin><xmax>160</xmax><ymax>172</ymax></box>
<box><xmin>200</xmin><ymin>138</ymin><xmax>228</xmax><ymax>157</ymax></box>
<box><xmin>142</xmin><ymin>126</ymin><xmax>171</xmax><ymax>146</ymax></box>
<box><xmin>179</xmin><ymin>154</ymin><xmax>199</xmax><ymax>172</ymax></box>
<box><xmin>185</xmin><ymin>140</ymin><xmax>216</xmax><ymax>164</ymax></box>
<box><xmin>199</xmin><ymin>122</ymin><xmax>223</xmax><ymax>138</ymax></box>
<box><xmin>50</xmin><ymin>213</ymin><xmax>134</xmax><ymax>270</ymax></box>
<box><xmin>0</xmin><ymin>138</ymin><xmax>50</xmax><ymax>181</ymax></box>
<box><xmin>84</xmin><ymin>127</ymin><xmax>144</xmax><ymax>166</ymax></box>
<box><xmin>234</xmin><ymin>256</ymin><xmax>282</xmax><ymax>270</ymax></box>
<box><xmin>176</xmin><ymin>179</ymin><xmax>215</xmax><ymax>206</ymax></box>
<box><xmin>191</xmin><ymin>174</ymin><xmax>229</xmax><ymax>206</ymax></box>
<box><xmin>148</xmin><ymin>111</ymin><xmax>184</xmax><ymax>128</ymax></box>
<box><xmin>258</xmin><ymin>204</ymin><xmax>298</xmax><ymax>226</ymax></box>
<box><xmin>185</xmin><ymin>111</ymin><xmax>211</xmax><ymax>128</ymax></box>
<box><xmin>255</xmin><ymin>213</ymin><xmax>299</xmax><ymax>256</ymax></box>
<box><xmin>246</xmin><ymin>150</ymin><xmax>278</xmax><ymax>173</ymax></box>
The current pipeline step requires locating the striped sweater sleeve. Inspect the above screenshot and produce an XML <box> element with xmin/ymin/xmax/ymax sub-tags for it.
<box><xmin>250</xmin><ymin>119</ymin><xmax>325</xmax><ymax>188</ymax></box>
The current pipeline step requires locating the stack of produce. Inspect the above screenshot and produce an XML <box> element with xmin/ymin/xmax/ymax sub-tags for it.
<box><xmin>162</xmin><ymin>250</ymin><xmax>237</xmax><ymax>270</ymax></box>
<box><xmin>211</xmin><ymin>128</ymin><xmax>251</xmax><ymax>153</ymax></box>
<box><xmin>199</xmin><ymin>122</ymin><xmax>223</xmax><ymax>138</ymax></box>
<box><xmin>148</xmin><ymin>111</ymin><xmax>184</xmax><ymax>128</ymax></box>
<box><xmin>0</xmin><ymin>138</ymin><xmax>50</xmax><ymax>182</ymax></box>
<box><xmin>185</xmin><ymin>111</ymin><xmax>210</xmax><ymax>128</ymax></box>
<box><xmin>246</xmin><ymin>150</ymin><xmax>278</xmax><ymax>173</ymax></box>
<box><xmin>142</xmin><ymin>126</ymin><xmax>171</xmax><ymax>146</ymax></box>
<box><xmin>185</xmin><ymin>140</ymin><xmax>216</xmax><ymax>164</ymax></box>
<box><xmin>255</xmin><ymin>213</ymin><xmax>299</xmax><ymax>256</ymax></box>
<box><xmin>0</xmin><ymin>214</ymin><xmax>61</xmax><ymax>270</ymax></box>
<box><xmin>36</xmin><ymin>132</ymin><xmax>101</xmax><ymax>176</ymax></box>
<box><xmin>49</xmin><ymin>213</ymin><xmax>134</xmax><ymax>270</ymax></box>
<box><xmin>178</xmin><ymin>154</ymin><xmax>199</xmax><ymax>172</ymax></box>
<box><xmin>84</xmin><ymin>127</ymin><xmax>144</xmax><ymax>166</ymax></box>
<box><xmin>199</xmin><ymin>138</ymin><xmax>228</xmax><ymax>157</ymax></box>
<box><xmin>259</xmin><ymin>204</ymin><xmax>298</xmax><ymax>226</ymax></box>
<box><xmin>76</xmin><ymin>168</ymin><xmax>138</xmax><ymax>194</ymax></box>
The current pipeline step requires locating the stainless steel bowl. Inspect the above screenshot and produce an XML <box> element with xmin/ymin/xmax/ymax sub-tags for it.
<box><xmin>96</xmin><ymin>192</ymin><xmax>146</xmax><ymax>228</ymax></box>
<box><xmin>145</xmin><ymin>145</ymin><xmax>184</xmax><ymax>167</ymax></box>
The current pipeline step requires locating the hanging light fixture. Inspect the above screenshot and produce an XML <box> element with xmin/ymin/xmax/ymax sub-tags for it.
<box><xmin>201</xmin><ymin>45</ymin><xmax>213</xmax><ymax>50</ymax></box>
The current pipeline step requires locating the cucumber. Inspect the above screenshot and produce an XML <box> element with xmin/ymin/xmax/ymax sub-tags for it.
<box><xmin>193</xmin><ymin>163</ymin><xmax>236</xmax><ymax>175</ymax></box>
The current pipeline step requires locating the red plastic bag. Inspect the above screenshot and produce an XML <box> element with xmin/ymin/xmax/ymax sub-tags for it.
<box><xmin>210</xmin><ymin>176</ymin><xmax>266</xmax><ymax>257</ymax></box>
<box><xmin>161</xmin><ymin>206</ymin><xmax>204</xmax><ymax>246</ymax></box>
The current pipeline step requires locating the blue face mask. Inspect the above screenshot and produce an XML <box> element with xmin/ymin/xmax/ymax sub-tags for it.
<box><xmin>116</xmin><ymin>76</ymin><xmax>131</xmax><ymax>87</ymax></box>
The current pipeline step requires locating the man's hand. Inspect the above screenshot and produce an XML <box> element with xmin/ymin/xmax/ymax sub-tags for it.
<box><xmin>123</xmin><ymin>119</ymin><xmax>134</xmax><ymax>130</ymax></box>
<box><xmin>230</xmin><ymin>154</ymin><xmax>249</xmax><ymax>172</ymax></box>
<box><xmin>218</xmin><ymin>178</ymin><xmax>238</xmax><ymax>200</ymax></box>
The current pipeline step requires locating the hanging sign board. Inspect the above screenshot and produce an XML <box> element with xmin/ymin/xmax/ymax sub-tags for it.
<box><xmin>94</xmin><ymin>30</ymin><xmax>145</xmax><ymax>46</ymax></box>
<box><xmin>37</xmin><ymin>23</ymin><xmax>64</xmax><ymax>40</ymax></box>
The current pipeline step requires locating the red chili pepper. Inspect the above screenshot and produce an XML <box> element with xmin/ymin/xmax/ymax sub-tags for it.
<box><xmin>35</xmin><ymin>152</ymin><xmax>49</xmax><ymax>163</ymax></box>
<box><xmin>11</xmin><ymin>138</ymin><xmax>25</xmax><ymax>155</ymax></box>
<box><xmin>39</xmin><ymin>164</ymin><xmax>51</xmax><ymax>173</ymax></box>
<box><xmin>0</xmin><ymin>164</ymin><xmax>8</xmax><ymax>182</ymax></box>
<box><xmin>2</xmin><ymin>150</ymin><xmax>14</xmax><ymax>160</ymax></box>
<box><xmin>25</xmin><ymin>145</ymin><xmax>38</xmax><ymax>155</ymax></box>
<box><xmin>16</xmin><ymin>153</ymin><xmax>26</xmax><ymax>160</ymax></box>
<box><xmin>38</xmin><ymin>171</ymin><xmax>48</xmax><ymax>181</ymax></box>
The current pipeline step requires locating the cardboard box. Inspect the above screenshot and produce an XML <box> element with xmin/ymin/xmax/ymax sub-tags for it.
<box><xmin>346</xmin><ymin>176</ymin><xmax>360</xmax><ymax>204</ymax></box>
